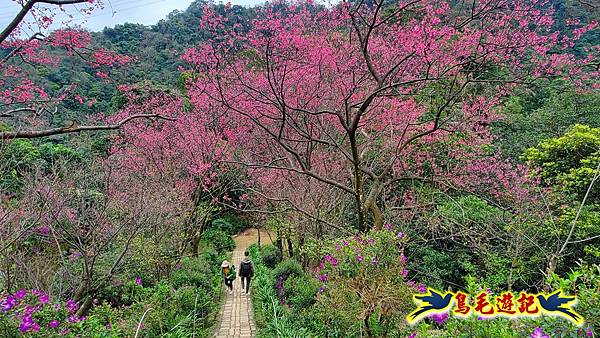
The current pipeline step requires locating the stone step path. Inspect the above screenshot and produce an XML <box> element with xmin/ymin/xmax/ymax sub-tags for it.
<box><xmin>214</xmin><ymin>239</ymin><xmax>257</xmax><ymax>337</ymax></box>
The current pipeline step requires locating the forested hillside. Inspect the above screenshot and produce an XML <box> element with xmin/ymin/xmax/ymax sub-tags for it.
<box><xmin>1</xmin><ymin>0</ymin><xmax>599</xmax><ymax>337</ymax></box>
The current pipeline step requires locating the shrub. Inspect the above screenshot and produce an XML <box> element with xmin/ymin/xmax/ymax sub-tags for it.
<box><xmin>201</xmin><ymin>229</ymin><xmax>235</xmax><ymax>253</ymax></box>
<box><xmin>260</xmin><ymin>244</ymin><xmax>282</xmax><ymax>269</ymax></box>
<box><xmin>273</xmin><ymin>259</ymin><xmax>303</xmax><ymax>284</ymax></box>
<box><xmin>211</xmin><ymin>217</ymin><xmax>245</xmax><ymax>235</ymax></box>
<box><xmin>283</xmin><ymin>274</ymin><xmax>318</xmax><ymax>309</ymax></box>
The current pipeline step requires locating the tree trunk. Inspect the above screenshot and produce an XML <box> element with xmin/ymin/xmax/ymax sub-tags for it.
<box><xmin>287</xmin><ymin>237</ymin><xmax>294</xmax><ymax>257</ymax></box>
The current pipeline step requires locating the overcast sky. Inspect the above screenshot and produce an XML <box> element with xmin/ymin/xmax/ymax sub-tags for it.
<box><xmin>0</xmin><ymin>0</ymin><xmax>263</xmax><ymax>34</ymax></box>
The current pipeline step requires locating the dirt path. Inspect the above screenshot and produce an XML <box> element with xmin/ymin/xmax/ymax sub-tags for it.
<box><xmin>213</xmin><ymin>228</ymin><xmax>269</xmax><ymax>338</ymax></box>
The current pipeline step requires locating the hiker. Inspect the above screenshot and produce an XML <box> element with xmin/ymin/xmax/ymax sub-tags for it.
<box><xmin>239</xmin><ymin>251</ymin><xmax>255</xmax><ymax>294</ymax></box>
<box><xmin>221</xmin><ymin>260</ymin><xmax>236</xmax><ymax>295</ymax></box>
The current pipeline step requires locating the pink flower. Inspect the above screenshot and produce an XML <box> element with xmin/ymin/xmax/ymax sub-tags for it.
<box><xmin>430</xmin><ymin>312</ymin><xmax>448</xmax><ymax>325</ymax></box>
<box><xmin>48</xmin><ymin>320</ymin><xmax>60</xmax><ymax>328</ymax></box>
<box><xmin>531</xmin><ymin>327</ymin><xmax>550</xmax><ymax>338</ymax></box>
<box><xmin>417</xmin><ymin>284</ymin><xmax>427</xmax><ymax>293</ymax></box>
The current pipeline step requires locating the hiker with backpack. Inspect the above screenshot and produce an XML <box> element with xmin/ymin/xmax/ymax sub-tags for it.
<box><xmin>221</xmin><ymin>260</ymin><xmax>236</xmax><ymax>295</ymax></box>
<box><xmin>239</xmin><ymin>251</ymin><xmax>255</xmax><ymax>295</ymax></box>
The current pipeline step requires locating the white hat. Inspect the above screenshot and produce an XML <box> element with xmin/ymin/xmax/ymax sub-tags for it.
<box><xmin>221</xmin><ymin>260</ymin><xmax>230</xmax><ymax>267</ymax></box>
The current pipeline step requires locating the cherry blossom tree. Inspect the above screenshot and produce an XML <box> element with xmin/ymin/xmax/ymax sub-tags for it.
<box><xmin>183</xmin><ymin>0</ymin><xmax>597</xmax><ymax>232</ymax></box>
<box><xmin>0</xmin><ymin>0</ymin><xmax>172</xmax><ymax>140</ymax></box>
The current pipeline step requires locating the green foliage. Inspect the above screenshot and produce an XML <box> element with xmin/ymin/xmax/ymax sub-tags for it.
<box><xmin>201</xmin><ymin>228</ymin><xmax>235</xmax><ymax>253</ymax></box>
<box><xmin>283</xmin><ymin>274</ymin><xmax>318</xmax><ymax>309</ymax></box>
<box><xmin>210</xmin><ymin>216</ymin><xmax>245</xmax><ymax>236</ymax></box>
<box><xmin>259</xmin><ymin>244</ymin><xmax>282</xmax><ymax>269</ymax></box>
<box><xmin>494</xmin><ymin>80</ymin><xmax>600</xmax><ymax>159</ymax></box>
<box><xmin>272</xmin><ymin>259</ymin><xmax>303</xmax><ymax>284</ymax></box>
<box><xmin>524</xmin><ymin>124</ymin><xmax>600</xmax><ymax>189</ymax></box>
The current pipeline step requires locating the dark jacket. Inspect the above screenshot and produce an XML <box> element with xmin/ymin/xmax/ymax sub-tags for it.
<box><xmin>239</xmin><ymin>258</ymin><xmax>254</xmax><ymax>277</ymax></box>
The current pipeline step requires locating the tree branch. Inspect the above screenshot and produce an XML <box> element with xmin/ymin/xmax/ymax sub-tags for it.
<box><xmin>0</xmin><ymin>114</ymin><xmax>175</xmax><ymax>140</ymax></box>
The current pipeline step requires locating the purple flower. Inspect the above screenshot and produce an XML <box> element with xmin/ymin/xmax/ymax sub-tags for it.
<box><xmin>38</xmin><ymin>293</ymin><xmax>49</xmax><ymax>304</ymax></box>
<box><xmin>15</xmin><ymin>289</ymin><xmax>26</xmax><ymax>299</ymax></box>
<box><xmin>1</xmin><ymin>295</ymin><xmax>17</xmax><ymax>311</ymax></box>
<box><xmin>48</xmin><ymin>320</ymin><xmax>60</xmax><ymax>328</ymax></box>
<box><xmin>531</xmin><ymin>327</ymin><xmax>550</xmax><ymax>338</ymax></box>
<box><xmin>335</xmin><ymin>243</ymin><xmax>341</xmax><ymax>251</ymax></box>
<box><xmin>319</xmin><ymin>262</ymin><xmax>325</xmax><ymax>270</ymax></box>
<box><xmin>319</xmin><ymin>287</ymin><xmax>325</xmax><ymax>294</ymax></box>
<box><xmin>402</xmin><ymin>268</ymin><xmax>408</xmax><ymax>278</ymax></box>
<box><xmin>417</xmin><ymin>284</ymin><xmax>427</xmax><ymax>293</ymax></box>
<box><xmin>19</xmin><ymin>315</ymin><xmax>33</xmax><ymax>332</ymax></box>
<box><xmin>342</xmin><ymin>240</ymin><xmax>349</xmax><ymax>247</ymax></box>
<box><xmin>371</xmin><ymin>256</ymin><xmax>378</xmax><ymax>265</ymax></box>
<box><xmin>407</xmin><ymin>280</ymin><xmax>415</xmax><ymax>287</ymax></box>
<box><xmin>408</xmin><ymin>333</ymin><xmax>417</xmax><ymax>338</ymax></box>
<box><xmin>60</xmin><ymin>328</ymin><xmax>69</xmax><ymax>335</ymax></box>
<box><xmin>357</xmin><ymin>255</ymin><xmax>364</xmax><ymax>262</ymax></box>
<box><xmin>66</xmin><ymin>299</ymin><xmax>78</xmax><ymax>314</ymax></box>
<box><xmin>430</xmin><ymin>312</ymin><xmax>448</xmax><ymax>325</ymax></box>
<box><xmin>397</xmin><ymin>231</ymin><xmax>405</xmax><ymax>239</ymax></box>
<box><xmin>319</xmin><ymin>274</ymin><xmax>328</xmax><ymax>282</ymax></box>
<box><xmin>586</xmin><ymin>326</ymin><xmax>593</xmax><ymax>337</ymax></box>
<box><xmin>135</xmin><ymin>277</ymin><xmax>143</xmax><ymax>286</ymax></box>
<box><xmin>400</xmin><ymin>254</ymin><xmax>407</xmax><ymax>265</ymax></box>
<box><xmin>106</xmin><ymin>323</ymin><xmax>112</xmax><ymax>330</ymax></box>
<box><xmin>35</xmin><ymin>226</ymin><xmax>50</xmax><ymax>236</ymax></box>
<box><xmin>384</xmin><ymin>223</ymin><xmax>391</xmax><ymax>231</ymax></box>
<box><xmin>367</xmin><ymin>238</ymin><xmax>375</xmax><ymax>245</ymax></box>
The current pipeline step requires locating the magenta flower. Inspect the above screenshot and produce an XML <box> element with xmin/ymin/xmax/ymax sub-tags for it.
<box><xmin>430</xmin><ymin>312</ymin><xmax>448</xmax><ymax>325</ymax></box>
<box><xmin>531</xmin><ymin>327</ymin><xmax>550</xmax><ymax>338</ymax></box>
<box><xmin>586</xmin><ymin>326</ymin><xmax>593</xmax><ymax>337</ymax></box>
<box><xmin>66</xmin><ymin>299</ymin><xmax>78</xmax><ymax>313</ymax></box>
<box><xmin>15</xmin><ymin>289</ymin><xmax>26</xmax><ymax>299</ymax></box>
<box><xmin>384</xmin><ymin>223</ymin><xmax>391</xmax><ymax>231</ymax></box>
<box><xmin>417</xmin><ymin>284</ymin><xmax>427</xmax><ymax>293</ymax></box>
<box><xmin>319</xmin><ymin>274</ymin><xmax>328</xmax><ymax>282</ymax></box>
<box><xmin>135</xmin><ymin>277</ymin><xmax>143</xmax><ymax>286</ymax></box>
<box><xmin>1</xmin><ymin>295</ymin><xmax>17</xmax><ymax>311</ymax></box>
<box><xmin>402</xmin><ymin>268</ymin><xmax>408</xmax><ymax>278</ymax></box>
<box><xmin>400</xmin><ymin>254</ymin><xmax>407</xmax><ymax>265</ymax></box>
<box><xmin>106</xmin><ymin>323</ymin><xmax>112</xmax><ymax>330</ymax></box>
<box><xmin>408</xmin><ymin>333</ymin><xmax>417</xmax><ymax>338</ymax></box>
<box><xmin>407</xmin><ymin>280</ymin><xmax>415</xmax><ymax>287</ymax></box>
<box><xmin>342</xmin><ymin>240</ymin><xmax>349</xmax><ymax>247</ymax></box>
<box><xmin>397</xmin><ymin>231</ymin><xmax>404</xmax><ymax>239</ymax></box>
<box><xmin>367</xmin><ymin>238</ymin><xmax>375</xmax><ymax>245</ymax></box>
<box><xmin>38</xmin><ymin>293</ymin><xmax>49</xmax><ymax>304</ymax></box>
<box><xmin>357</xmin><ymin>255</ymin><xmax>364</xmax><ymax>262</ymax></box>
<box><xmin>48</xmin><ymin>320</ymin><xmax>60</xmax><ymax>328</ymax></box>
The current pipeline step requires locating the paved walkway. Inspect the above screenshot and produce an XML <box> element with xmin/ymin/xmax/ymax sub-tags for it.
<box><xmin>213</xmin><ymin>231</ymin><xmax>260</xmax><ymax>338</ymax></box>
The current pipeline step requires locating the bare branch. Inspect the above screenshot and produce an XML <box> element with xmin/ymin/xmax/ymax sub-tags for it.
<box><xmin>0</xmin><ymin>114</ymin><xmax>175</xmax><ymax>140</ymax></box>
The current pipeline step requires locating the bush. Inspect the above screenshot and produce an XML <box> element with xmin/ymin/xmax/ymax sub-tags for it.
<box><xmin>283</xmin><ymin>274</ymin><xmax>318</xmax><ymax>309</ymax></box>
<box><xmin>273</xmin><ymin>259</ymin><xmax>303</xmax><ymax>284</ymax></box>
<box><xmin>260</xmin><ymin>244</ymin><xmax>282</xmax><ymax>269</ymax></box>
<box><xmin>211</xmin><ymin>217</ymin><xmax>245</xmax><ymax>235</ymax></box>
<box><xmin>201</xmin><ymin>229</ymin><xmax>235</xmax><ymax>253</ymax></box>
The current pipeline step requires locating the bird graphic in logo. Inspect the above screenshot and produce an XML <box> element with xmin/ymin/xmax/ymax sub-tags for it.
<box><xmin>536</xmin><ymin>290</ymin><xmax>583</xmax><ymax>326</ymax></box>
<box><xmin>407</xmin><ymin>288</ymin><xmax>454</xmax><ymax>324</ymax></box>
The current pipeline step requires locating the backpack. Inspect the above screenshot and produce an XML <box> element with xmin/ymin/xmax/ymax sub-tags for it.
<box><xmin>240</xmin><ymin>261</ymin><xmax>253</xmax><ymax>277</ymax></box>
<box><xmin>227</xmin><ymin>265</ymin><xmax>236</xmax><ymax>280</ymax></box>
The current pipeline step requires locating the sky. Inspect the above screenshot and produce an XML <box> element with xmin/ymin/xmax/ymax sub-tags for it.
<box><xmin>0</xmin><ymin>0</ymin><xmax>263</xmax><ymax>34</ymax></box>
